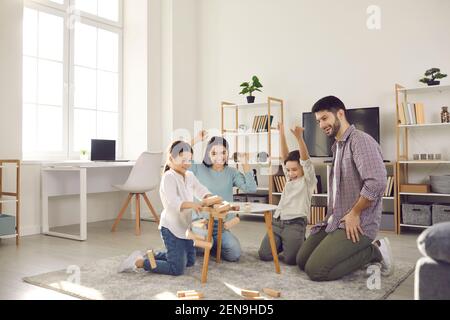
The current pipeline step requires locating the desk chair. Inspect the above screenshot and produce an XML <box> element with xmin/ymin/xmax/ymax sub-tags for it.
<box><xmin>111</xmin><ymin>152</ymin><xmax>162</xmax><ymax>235</ymax></box>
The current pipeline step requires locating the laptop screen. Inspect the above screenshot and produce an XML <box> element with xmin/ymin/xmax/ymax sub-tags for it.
<box><xmin>91</xmin><ymin>139</ymin><xmax>116</xmax><ymax>161</ymax></box>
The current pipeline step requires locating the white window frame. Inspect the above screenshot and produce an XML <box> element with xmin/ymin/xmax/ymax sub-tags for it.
<box><xmin>23</xmin><ymin>0</ymin><xmax>123</xmax><ymax>160</ymax></box>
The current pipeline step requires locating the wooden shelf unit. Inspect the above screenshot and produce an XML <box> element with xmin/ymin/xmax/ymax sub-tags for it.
<box><xmin>0</xmin><ymin>160</ymin><xmax>20</xmax><ymax>245</ymax></box>
<box><xmin>221</xmin><ymin>97</ymin><xmax>284</xmax><ymax>205</ymax></box>
<box><xmin>395</xmin><ymin>83</ymin><xmax>450</xmax><ymax>233</ymax></box>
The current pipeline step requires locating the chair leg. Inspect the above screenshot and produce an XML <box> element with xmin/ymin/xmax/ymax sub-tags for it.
<box><xmin>111</xmin><ymin>193</ymin><xmax>133</xmax><ymax>232</ymax></box>
<box><xmin>142</xmin><ymin>193</ymin><xmax>160</xmax><ymax>224</ymax></box>
<box><xmin>135</xmin><ymin>193</ymin><xmax>141</xmax><ymax>236</ymax></box>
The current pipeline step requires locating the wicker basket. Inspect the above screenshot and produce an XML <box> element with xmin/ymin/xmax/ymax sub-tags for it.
<box><xmin>402</xmin><ymin>203</ymin><xmax>432</xmax><ymax>226</ymax></box>
<box><xmin>432</xmin><ymin>204</ymin><xmax>450</xmax><ymax>224</ymax></box>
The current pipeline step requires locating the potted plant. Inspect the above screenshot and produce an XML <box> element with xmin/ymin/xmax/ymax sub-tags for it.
<box><xmin>80</xmin><ymin>149</ymin><xmax>89</xmax><ymax>161</ymax></box>
<box><xmin>419</xmin><ymin>68</ymin><xmax>447</xmax><ymax>86</ymax></box>
<box><xmin>239</xmin><ymin>76</ymin><xmax>263</xmax><ymax>103</ymax></box>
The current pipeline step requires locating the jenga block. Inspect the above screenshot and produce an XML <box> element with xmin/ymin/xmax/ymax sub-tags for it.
<box><xmin>262</xmin><ymin>288</ymin><xmax>281</xmax><ymax>298</ymax></box>
<box><xmin>179</xmin><ymin>295</ymin><xmax>201</xmax><ymax>300</ymax></box>
<box><xmin>146</xmin><ymin>250</ymin><xmax>157</xmax><ymax>269</ymax></box>
<box><xmin>224</xmin><ymin>217</ymin><xmax>240</xmax><ymax>230</ymax></box>
<box><xmin>185</xmin><ymin>291</ymin><xmax>204</xmax><ymax>298</ymax></box>
<box><xmin>193</xmin><ymin>239</ymin><xmax>213</xmax><ymax>250</ymax></box>
<box><xmin>213</xmin><ymin>201</ymin><xmax>231</xmax><ymax>213</ymax></box>
<box><xmin>186</xmin><ymin>230</ymin><xmax>207</xmax><ymax>241</ymax></box>
<box><xmin>192</xmin><ymin>219</ymin><xmax>208</xmax><ymax>229</ymax></box>
<box><xmin>241</xmin><ymin>289</ymin><xmax>260</xmax><ymax>298</ymax></box>
<box><xmin>203</xmin><ymin>195</ymin><xmax>223</xmax><ymax>207</ymax></box>
<box><xmin>177</xmin><ymin>290</ymin><xmax>204</xmax><ymax>299</ymax></box>
<box><xmin>244</xmin><ymin>296</ymin><xmax>265</xmax><ymax>300</ymax></box>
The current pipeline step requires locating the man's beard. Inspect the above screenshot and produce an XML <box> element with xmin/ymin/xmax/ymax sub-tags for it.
<box><xmin>325</xmin><ymin>117</ymin><xmax>341</xmax><ymax>138</ymax></box>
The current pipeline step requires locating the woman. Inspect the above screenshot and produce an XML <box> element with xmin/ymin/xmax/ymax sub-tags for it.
<box><xmin>190</xmin><ymin>131</ymin><xmax>257</xmax><ymax>262</ymax></box>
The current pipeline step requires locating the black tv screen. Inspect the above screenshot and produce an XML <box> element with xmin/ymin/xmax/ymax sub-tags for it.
<box><xmin>302</xmin><ymin>107</ymin><xmax>380</xmax><ymax>157</ymax></box>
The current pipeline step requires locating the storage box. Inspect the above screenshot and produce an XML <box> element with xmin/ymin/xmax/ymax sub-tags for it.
<box><xmin>402</xmin><ymin>203</ymin><xmax>432</xmax><ymax>226</ymax></box>
<box><xmin>430</xmin><ymin>175</ymin><xmax>450</xmax><ymax>194</ymax></box>
<box><xmin>432</xmin><ymin>204</ymin><xmax>450</xmax><ymax>224</ymax></box>
<box><xmin>380</xmin><ymin>212</ymin><xmax>395</xmax><ymax>231</ymax></box>
<box><xmin>400</xmin><ymin>184</ymin><xmax>430</xmax><ymax>193</ymax></box>
<box><xmin>0</xmin><ymin>214</ymin><xmax>16</xmax><ymax>236</ymax></box>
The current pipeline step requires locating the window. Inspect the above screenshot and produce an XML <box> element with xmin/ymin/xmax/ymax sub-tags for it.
<box><xmin>22</xmin><ymin>0</ymin><xmax>122</xmax><ymax>159</ymax></box>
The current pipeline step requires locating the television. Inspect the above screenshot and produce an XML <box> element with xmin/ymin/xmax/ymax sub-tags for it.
<box><xmin>302</xmin><ymin>107</ymin><xmax>380</xmax><ymax>157</ymax></box>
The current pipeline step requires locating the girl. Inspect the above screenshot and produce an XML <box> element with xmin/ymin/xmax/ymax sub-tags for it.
<box><xmin>118</xmin><ymin>141</ymin><xmax>212</xmax><ymax>276</ymax></box>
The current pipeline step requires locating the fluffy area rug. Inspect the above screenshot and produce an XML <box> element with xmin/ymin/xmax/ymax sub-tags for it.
<box><xmin>23</xmin><ymin>247</ymin><xmax>414</xmax><ymax>300</ymax></box>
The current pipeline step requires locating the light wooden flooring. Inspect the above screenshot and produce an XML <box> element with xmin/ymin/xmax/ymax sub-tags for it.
<box><xmin>0</xmin><ymin>216</ymin><xmax>421</xmax><ymax>300</ymax></box>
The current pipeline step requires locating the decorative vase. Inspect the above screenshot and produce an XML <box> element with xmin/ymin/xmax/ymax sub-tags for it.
<box><xmin>247</xmin><ymin>96</ymin><xmax>255</xmax><ymax>103</ymax></box>
<box><xmin>427</xmin><ymin>80</ymin><xmax>440</xmax><ymax>86</ymax></box>
<box><xmin>441</xmin><ymin>106</ymin><xmax>450</xmax><ymax>123</ymax></box>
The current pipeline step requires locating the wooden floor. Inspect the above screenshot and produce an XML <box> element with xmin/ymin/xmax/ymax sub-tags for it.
<box><xmin>0</xmin><ymin>216</ymin><xmax>421</xmax><ymax>300</ymax></box>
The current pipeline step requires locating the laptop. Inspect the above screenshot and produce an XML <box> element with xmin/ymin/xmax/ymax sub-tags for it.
<box><xmin>90</xmin><ymin>139</ymin><xmax>129</xmax><ymax>162</ymax></box>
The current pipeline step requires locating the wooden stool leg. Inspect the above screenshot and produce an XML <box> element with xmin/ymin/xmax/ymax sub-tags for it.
<box><xmin>142</xmin><ymin>193</ymin><xmax>160</xmax><ymax>224</ymax></box>
<box><xmin>111</xmin><ymin>193</ymin><xmax>133</xmax><ymax>232</ymax></box>
<box><xmin>135</xmin><ymin>194</ymin><xmax>141</xmax><ymax>236</ymax></box>
<box><xmin>201</xmin><ymin>217</ymin><xmax>215</xmax><ymax>284</ymax></box>
<box><xmin>264</xmin><ymin>211</ymin><xmax>281</xmax><ymax>274</ymax></box>
<box><xmin>216</xmin><ymin>218</ymin><xmax>223</xmax><ymax>263</ymax></box>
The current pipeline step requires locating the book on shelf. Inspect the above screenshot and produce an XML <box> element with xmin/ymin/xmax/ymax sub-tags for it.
<box><xmin>407</xmin><ymin>103</ymin><xmax>416</xmax><ymax>125</ymax></box>
<box><xmin>383</xmin><ymin>176</ymin><xmax>395</xmax><ymax>197</ymax></box>
<box><xmin>399</xmin><ymin>102</ymin><xmax>426</xmax><ymax>125</ymax></box>
<box><xmin>252</xmin><ymin>115</ymin><xmax>274</xmax><ymax>132</ymax></box>
<box><xmin>399</xmin><ymin>103</ymin><xmax>407</xmax><ymax>125</ymax></box>
<box><xmin>309</xmin><ymin>206</ymin><xmax>326</xmax><ymax>225</ymax></box>
<box><xmin>415</xmin><ymin>103</ymin><xmax>425</xmax><ymax>124</ymax></box>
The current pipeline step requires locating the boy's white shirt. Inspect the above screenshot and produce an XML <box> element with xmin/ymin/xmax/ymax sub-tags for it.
<box><xmin>273</xmin><ymin>158</ymin><xmax>317</xmax><ymax>220</ymax></box>
<box><xmin>159</xmin><ymin>169</ymin><xmax>211</xmax><ymax>239</ymax></box>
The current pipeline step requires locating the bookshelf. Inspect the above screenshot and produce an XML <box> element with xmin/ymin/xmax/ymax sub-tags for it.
<box><xmin>395</xmin><ymin>83</ymin><xmax>450</xmax><ymax>233</ymax></box>
<box><xmin>256</xmin><ymin>161</ymin><xmax>396</xmax><ymax>231</ymax></box>
<box><xmin>0</xmin><ymin>160</ymin><xmax>20</xmax><ymax>245</ymax></box>
<box><xmin>222</xmin><ymin>97</ymin><xmax>284</xmax><ymax>205</ymax></box>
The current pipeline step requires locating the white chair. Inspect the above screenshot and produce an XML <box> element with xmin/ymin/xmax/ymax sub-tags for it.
<box><xmin>111</xmin><ymin>152</ymin><xmax>162</xmax><ymax>235</ymax></box>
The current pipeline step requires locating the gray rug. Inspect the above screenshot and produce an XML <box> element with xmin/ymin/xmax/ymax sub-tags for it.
<box><xmin>23</xmin><ymin>247</ymin><xmax>414</xmax><ymax>300</ymax></box>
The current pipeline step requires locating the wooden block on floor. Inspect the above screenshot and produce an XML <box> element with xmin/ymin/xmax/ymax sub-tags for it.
<box><xmin>176</xmin><ymin>290</ymin><xmax>197</xmax><ymax>298</ymax></box>
<box><xmin>263</xmin><ymin>288</ymin><xmax>281</xmax><ymax>298</ymax></box>
<box><xmin>203</xmin><ymin>195</ymin><xmax>223</xmax><ymax>207</ymax></box>
<box><xmin>224</xmin><ymin>217</ymin><xmax>240</xmax><ymax>230</ymax></box>
<box><xmin>241</xmin><ymin>289</ymin><xmax>260</xmax><ymax>298</ymax></box>
<box><xmin>179</xmin><ymin>295</ymin><xmax>202</xmax><ymax>300</ymax></box>
<box><xmin>146</xmin><ymin>250</ymin><xmax>157</xmax><ymax>269</ymax></box>
<box><xmin>244</xmin><ymin>296</ymin><xmax>265</xmax><ymax>300</ymax></box>
<box><xmin>177</xmin><ymin>290</ymin><xmax>204</xmax><ymax>299</ymax></box>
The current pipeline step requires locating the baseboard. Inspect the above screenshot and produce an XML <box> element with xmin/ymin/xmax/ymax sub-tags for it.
<box><xmin>19</xmin><ymin>225</ymin><xmax>41</xmax><ymax>237</ymax></box>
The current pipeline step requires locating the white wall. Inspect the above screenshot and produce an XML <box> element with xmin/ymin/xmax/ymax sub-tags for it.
<box><xmin>123</xmin><ymin>0</ymin><xmax>148</xmax><ymax>160</ymax></box>
<box><xmin>0</xmin><ymin>0</ymin><xmax>22</xmax><ymax>159</ymax></box>
<box><xmin>197</xmin><ymin>0</ymin><xmax>450</xmax><ymax>161</ymax></box>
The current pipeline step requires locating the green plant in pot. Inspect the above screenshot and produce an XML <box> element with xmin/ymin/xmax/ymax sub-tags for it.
<box><xmin>239</xmin><ymin>76</ymin><xmax>263</xmax><ymax>103</ymax></box>
<box><xmin>420</xmin><ymin>68</ymin><xmax>447</xmax><ymax>86</ymax></box>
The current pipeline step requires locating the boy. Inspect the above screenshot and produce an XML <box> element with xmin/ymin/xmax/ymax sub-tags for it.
<box><xmin>258</xmin><ymin>123</ymin><xmax>317</xmax><ymax>265</ymax></box>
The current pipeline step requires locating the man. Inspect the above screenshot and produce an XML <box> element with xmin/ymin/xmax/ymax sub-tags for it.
<box><xmin>296</xmin><ymin>96</ymin><xmax>393</xmax><ymax>281</ymax></box>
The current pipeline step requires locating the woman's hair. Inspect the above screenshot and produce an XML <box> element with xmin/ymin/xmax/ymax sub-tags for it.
<box><xmin>202</xmin><ymin>136</ymin><xmax>230</xmax><ymax>167</ymax></box>
<box><xmin>163</xmin><ymin>140</ymin><xmax>193</xmax><ymax>173</ymax></box>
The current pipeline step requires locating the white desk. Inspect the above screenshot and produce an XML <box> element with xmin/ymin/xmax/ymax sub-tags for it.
<box><xmin>41</xmin><ymin>161</ymin><xmax>135</xmax><ymax>241</ymax></box>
